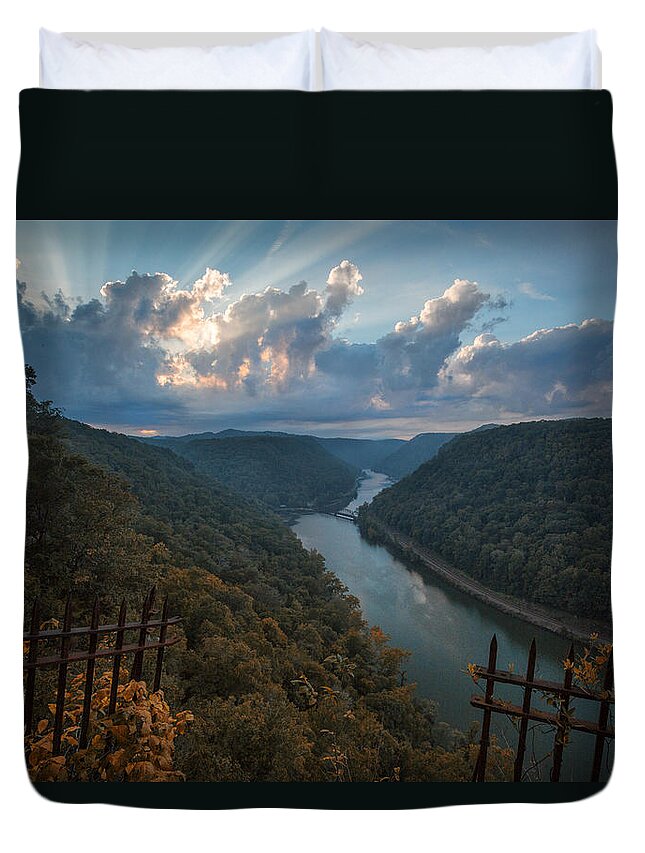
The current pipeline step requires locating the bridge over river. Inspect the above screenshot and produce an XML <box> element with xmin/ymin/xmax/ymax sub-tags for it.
<box><xmin>277</xmin><ymin>507</ymin><xmax>358</xmax><ymax>523</ymax></box>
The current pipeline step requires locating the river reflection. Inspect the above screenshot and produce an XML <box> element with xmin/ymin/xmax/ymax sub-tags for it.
<box><xmin>291</xmin><ymin>470</ymin><xmax>612</xmax><ymax>782</ymax></box>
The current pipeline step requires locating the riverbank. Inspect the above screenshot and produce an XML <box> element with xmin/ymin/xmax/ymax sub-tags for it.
<box><xmin>361</xmin><ymin>519</ymin><xmax>612</xmax><ymax>645</ymax></box>
<box><xmin>291</xmin><ymin>477</ymin><xmax>614</xmax><ymax>777</ymax></box>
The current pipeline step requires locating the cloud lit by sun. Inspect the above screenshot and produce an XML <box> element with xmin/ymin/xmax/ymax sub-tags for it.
<box><xmin>16</xmin><ymin>219</ymin><xmax>616</xmax><ymax>437</ymax></box>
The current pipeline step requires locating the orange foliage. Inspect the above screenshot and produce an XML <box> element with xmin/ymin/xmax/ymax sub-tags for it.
<box><xmin>26</xmin><ymin>669</ymin><xmax>193</xmax><ymax>783</ymax></box>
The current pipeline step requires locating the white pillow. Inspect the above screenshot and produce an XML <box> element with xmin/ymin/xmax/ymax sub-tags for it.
<box><xmin>40</xmin><ymin>29</ymin><xmax>316</xmax><ymax>90</ymax></box>
<box><xmin>321</xmin><ymin>30</ymin><xmax>600</xmax><ymax>90</ymax></box>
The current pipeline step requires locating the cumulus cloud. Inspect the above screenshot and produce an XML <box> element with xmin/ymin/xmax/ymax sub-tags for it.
<box><xmin>192</xmin><ymin>267</ymin><xmax>231</xmax><ymax>301</ymax></box>
<box><xmin>19</xmin><ymin>261</ymin><xmax>368</xmax><ymax>411</ymax></box>
<box><xmin>180</xmin><ymin>281</ymin><xmax>326</xmax><ymax>392</ymax></box>
<box><xmin>159</xmin><ymin>261</ymin><xmax>365</xmax><ymax>394</ymax></box>
<box><xmin>312</xmin><ymin>278</ymin><xmax>497</xmax><ymax>412</ymax></box>
<box><xmin>17</xmin><ymin>268</ymin><xmax>231</xmax><ymax>417</ymax></box>
<box><xmin>324</xmin><ymin>259</ymin><xmax>364</xmax><ymax>318</ymax></box>
<box><xmin>17</xmin><ymin>260</ymin><xmax>612</xmax><ymax>432</ymax></box>
<box><xmin>374</xmin><ymin>279</ymin><xmax>490</xmax><ymax>391</ymax></box>
<box><xmin>18</xmin><ymin>274</ymin><xmax>170</xmax><ymax>414</ymax></box>
<box><xmin>98</xmin><ymin>269</ymin><xmax>230</xmax><ymax>349</ymax></box>
<box><xmin>440</xmin><ymin>318</ymin><xmax>612</xmax><ymax>415</ymax></box>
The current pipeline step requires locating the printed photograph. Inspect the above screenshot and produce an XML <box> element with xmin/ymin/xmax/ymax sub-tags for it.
<box><xmin>18</xmin><ymin>219</ymin><xmax>615</xmax><ymax>783</ymax></box>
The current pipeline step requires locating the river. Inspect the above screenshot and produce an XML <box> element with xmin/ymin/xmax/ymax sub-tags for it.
<box><xmin>291</xmin><ymin>470</ymin><xmax>612</xmax><ymax>782</ymax></box>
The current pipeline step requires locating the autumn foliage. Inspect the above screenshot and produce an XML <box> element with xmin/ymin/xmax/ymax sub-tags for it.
<box><xmin>26</xmin><ymin>669</ymin><xmax>193</xmax><ymax>783</ymax></box>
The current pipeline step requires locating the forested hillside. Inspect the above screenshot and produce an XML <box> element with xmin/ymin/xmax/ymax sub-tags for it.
<box><xmin>361</xmin><ymin>419</ymin><xmax>612</xmax><ymax>619</ymax></box>
<box><xmin>151</xmin><ymin>431</ymin><xmax>406</xmax><ymax>476</ymax></box>
<box><xmin>375</xmin><ymin>432</ymin><xmax>457</xmax><ymax>479</ymax></box>
<box><xmin>316</xmin><ymin>437</ymin><xmax>405</xmax><ymax>470</ymax></box>
<box><xmin>154</xmin><ymin>433</ymin><xmax>358</xmax><ymax>510</ymax></box>
<box><xmin>25</xmin><ymin>371</ymin><xmax>506</xmax><ymax>782</ymax></box>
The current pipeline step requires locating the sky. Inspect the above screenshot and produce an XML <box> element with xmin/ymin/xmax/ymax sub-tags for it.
<box><xmin>16</xmin><ymin>220</ymin><xmax>616</xmax><ymax>439</ymax></box>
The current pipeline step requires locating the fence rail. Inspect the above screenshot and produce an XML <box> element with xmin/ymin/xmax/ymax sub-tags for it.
<box><xmin>470</xmin><ymin>634</ymin><xmax>614</xmax><ymax>783</ymax></box>
<box><xmin>23</xmin><ymin>587</ymin><xmax>181</xmax><ymax>755</ymax></box>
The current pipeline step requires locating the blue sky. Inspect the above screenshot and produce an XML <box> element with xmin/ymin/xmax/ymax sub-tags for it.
<box><xmin>16</xmin><ymin>220</ymin><xmax>616</xmax><ymax>438</ymax></box>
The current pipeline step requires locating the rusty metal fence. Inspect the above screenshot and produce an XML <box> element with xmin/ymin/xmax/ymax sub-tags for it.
<box><xmin>470</xmin><ymin>634</ymin><xmax>614</xmax><ymax>782</ymax></box>
<box><xmin>24</xmin><ymin>587</ymin><xmax>181</xmax><ymax>755</ymax></box>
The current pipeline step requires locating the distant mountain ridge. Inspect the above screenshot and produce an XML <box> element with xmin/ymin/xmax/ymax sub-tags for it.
<box><xmin>145</xmin><ymin>432</ymin><xmax>358</xmax><ymax>511</ymax></box>
<box><xmin>144</xmin><ymin>428</ymin><xmax>290</xmax><ymax>445</ymax></box>
<box><xmin>375</xmin><ymin>432</ymin><xmax>457</xmax><ymax>479</ymax></box>
<box><xmin>316</xmin><ymin>437</ymin><xmax>405</xmax><ymax>470</ymax></box>
<box><xmin>141</xmin><ymin>429</ymin><xmax>405</xmax><ymax>472</ymax></box>
<box><xmin>140</xmin><ymin>425</ymin><xmax>502</xmax><ymax>485</ymax></box>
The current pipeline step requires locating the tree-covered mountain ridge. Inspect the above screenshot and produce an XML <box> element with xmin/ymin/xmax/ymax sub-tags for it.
<box><xmin>360</xmin><ymin>418</ymin><xmax>612</xmax><ymax>621</ymax></box>
<box><xmin>145</xmin><ymin>429</ymin><xmax>405</xmax><ymax>471</ymax></box>
<box><xmin>374</xmin><ymin>431</ymin><xmax>458</xmax><ymax>479</ymax></box>
<box><xmin>145</xmin><ymin>426</ymin><xmax>505</xmax><ymax>486</ymax></box>
<box><xmin>145</xmin><ymin>429</ymin><xmax>405</xmax><ymax>472</ymax></box>
<box><xmin>147</xmin><ymin>432</ymin><xmax>359</xmax><ymax>511</ymax></box>
<box><xmin>142</xmin><ymin>427</ymin><xmax>479</xmax><ymax>504</ymax></box>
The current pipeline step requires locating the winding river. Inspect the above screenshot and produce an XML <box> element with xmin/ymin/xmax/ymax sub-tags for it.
<box><xmin>292</xmin><ymin>470</ymin><xmax>612</xmax><ymax>782</ymax></box>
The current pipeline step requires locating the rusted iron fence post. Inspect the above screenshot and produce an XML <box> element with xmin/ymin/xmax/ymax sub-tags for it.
<box><xmin>513</xmin><ymin>638</ymin><xmax>537</xmax><ymax>782</ymax></box>
<box><xmin>53</xmin><ymin>595</ymin><xmax>73</xmax><ymax>755</ymax></box>
<box><xmin>23</xmin><ymin>588</ymin><xmax>181</xmax><ymax>756</ymax></box>
<box><xmin>472</xmin><ymin>634</ymin><xmax>497</xmax><ymax>782</ymax></box>
<box><xmin>550</xmin><ymin>642</ymin><xmax>575</xmax><ymax>782</ymax></box>
<box><xmin>591</xmin><ymin>652</ymin><xmax>614</xmax><ymax>783</ymax></box>
<box><xmin>470</xmin><ymin>635</ymin><xmax>614</xmax><ymax>784</ymax></box>
<box><xmin>108</xmin><ymin>599</ymin><xmax>128</xmax><ymax>715</ymax></box>
<box><xmin>153</xmin><ymin>597</ymin><xmax>170</xmax><ymax>693</ymax></box>
<box><xmin>131</xmin><ymin>587</ymin><xmax>155</xmax><ymax>682</ymax></box>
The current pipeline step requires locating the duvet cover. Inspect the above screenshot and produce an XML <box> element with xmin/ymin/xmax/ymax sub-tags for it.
<box><xmin>18</xmin><ymin>90</ymin><xmax>616</xmax><ymax>808</ymax></box>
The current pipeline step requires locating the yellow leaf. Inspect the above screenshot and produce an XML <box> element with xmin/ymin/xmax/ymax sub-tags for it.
<box><xmin>122</xmin><ymin>682</ymin><xmax>136</xmax><ymax>702</ymax></box>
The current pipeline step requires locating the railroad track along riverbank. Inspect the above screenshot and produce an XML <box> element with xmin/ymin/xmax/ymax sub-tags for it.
<box><xmin>366</xmin><ymin>520</ymin><xmax>612</xmax><ymax>645</ymax></box>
